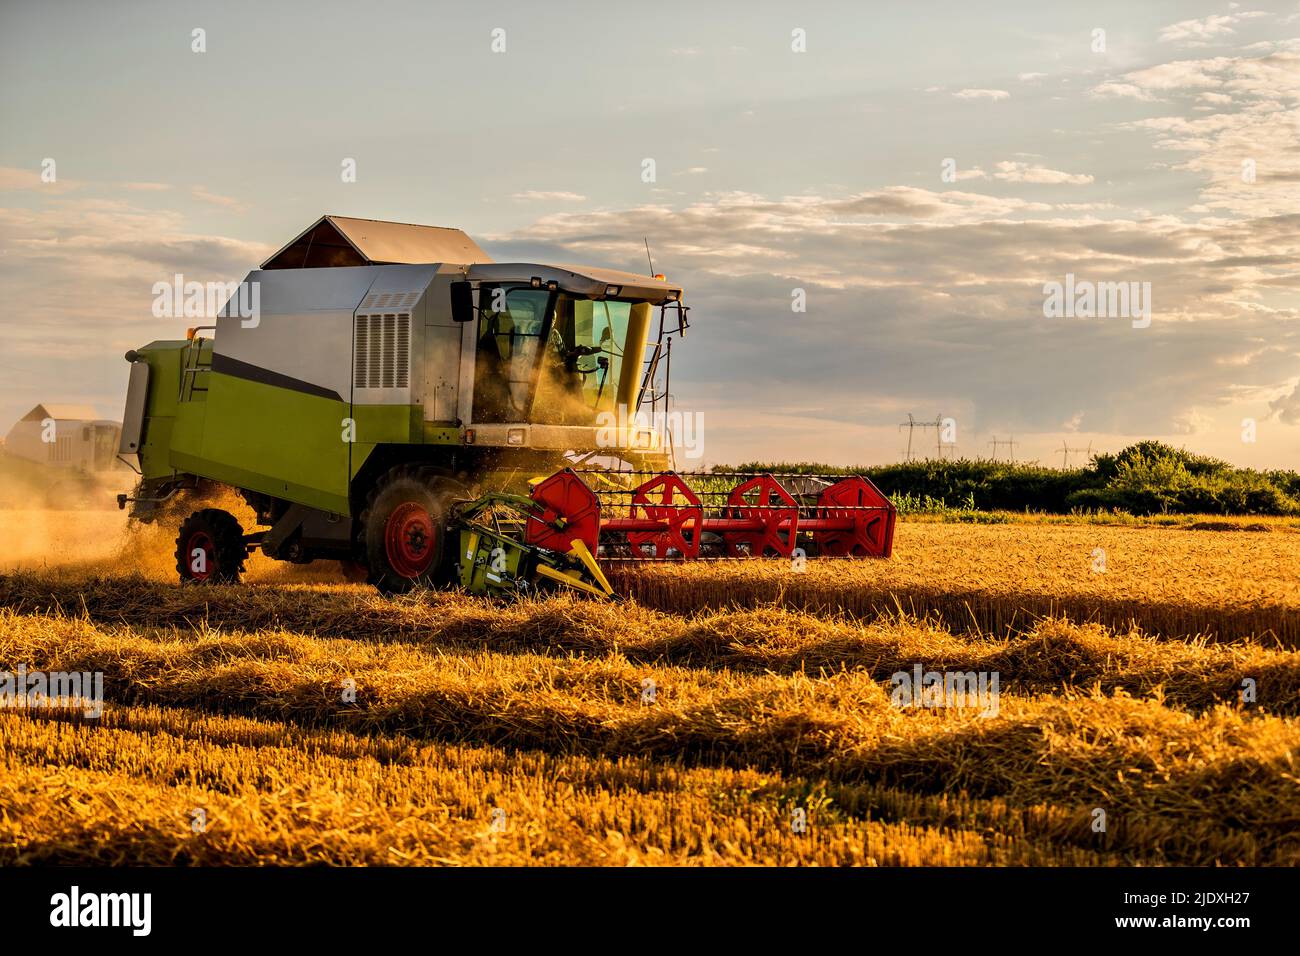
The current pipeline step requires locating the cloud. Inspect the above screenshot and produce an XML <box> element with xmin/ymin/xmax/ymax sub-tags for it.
<box><xmin>1270</xmin><ymin>379</ymin><xmax>1300</xmax><ymax>425</ymax></box>
<box><xmin>1159</xmin><ymin>14</ymin><xmax>1239</xmax><ymax>46</ymax></box>
<box><xmin>190</xmin><ymin>185</ymin><xmax>247</xmax><ymax>211</ymax></box>
<box><xmin>1017</xmin><ymin>72</ymin><xmax>1048</xmax><ymax>82</ymax></box>
<box><xmin>511</xmin><ymin>190</ymin><xmax>586</xmax><ymax>202</ymax></box>
<box><xmin>1084</xmin><ymin>48</ymin><xmax>1300</xmax><ymax>219</ymax></box>
<box><xmin>484</xmin><ymin>183</ymin><xmax>1299</xmax><ymax>457</ymax></box>
<box><xmin>993</xmin><ymin>161</ymin><xmax>1094</xmax><ymax>185</ymax></box>
<box><xmin>1159</xmin><ymin>11</ymin><xmax>1268</xmax><ymax>47</ymax></box>
<box><xmin>1115</xmin><ymin>54</ymin><xmax>1300</xmax><ymax>219</ymax></box>
<box><xmin>0</xmin><ymin>165</ymin><xmax>78</xmax><ymax>194</ymax></box>
<box><xmin>1093</xmin><ymin>51</ymin><xmax>1300</xmax><ymax>102</ymax></box>
<box><xmin>1053</xmin><ymin>202</ymin><xmax>1117</xmax><ymax>212</ymax></box>
<box><xmin>1171</xmin><ymin>407</ymin><xmax>1216</xmax><ymax>434</ymax></box>
<box><xmin>1124</xmin><ymin>57</ymin><xmax>1238</xmax><ymax>90</ymax></box>
<box><xmin>0</xmin><ymin>197</ymin><xmax>271</xmax><ymax>430</ymax></box>
<box><xmin>1089</xmin><ymin>82</ymin><xmax>1159</xmax><ymax>101</ymax></box>
<box><xmin>953</xmin><ymin>88</ymin><xmax>1009</xmax><ymax>101</ymax></box>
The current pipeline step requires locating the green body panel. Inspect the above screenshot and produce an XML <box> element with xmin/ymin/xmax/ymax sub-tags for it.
<box><xmin>458</xmin><ymin>524</ymin><xmax>529</xmax><ymax>596</ymax></box>
<box><xmin>345</xmin><ymin>412</ymin><xmax>460</xmax><ymax>484</ymax></box>
<box><xmin>346</xmin><ymin>405</ymin><xmax>425</xmax><ymax>494</ymax></box>
<box><xmin>135</xmin><ymin>342</ymin><xmax>184</xmax><ymax>482</ymax></box>
<box><xmin>422</xmin><ymin>422</ymin><xmax>460</xmax><ymax>445</ymax></box>
<box><xmin>192</xmin><ymin>371</ymin><xmax>351</xmax><ymax>514</ymax></box>
<box><xmin>133</xmin><ymin>341</ymin><xmax>446</xmax><ymax>517</ymax></box>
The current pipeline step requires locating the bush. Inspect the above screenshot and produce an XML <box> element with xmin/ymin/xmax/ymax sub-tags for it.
<box><xmin>728</xmin><ymin>442</ymin><xmax>1300</xmax><ymax>517</ymax></box>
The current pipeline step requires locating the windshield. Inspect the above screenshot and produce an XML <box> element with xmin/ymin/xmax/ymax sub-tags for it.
<box><xmin>473</xmin><ymin>285</ymin><xmax>649</xmax><ymax>425</ymax></box>
<box><xmin>532</xmin><ymin>298</ymin><xmax>632</xmax><ymax>424</ymax></box>
<box><xmin>472</xmin><ymin>284</ymin><xmax>552</xmax><ymax>422</ymax></box>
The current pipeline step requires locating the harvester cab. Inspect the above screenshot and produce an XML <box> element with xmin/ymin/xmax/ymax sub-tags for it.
<box><xmin>117</xmin><ymin>215</ymin><xmax>894</xmax><ymax>597</ymax></box>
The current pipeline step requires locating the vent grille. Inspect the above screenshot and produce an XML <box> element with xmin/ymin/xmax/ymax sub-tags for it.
<box><xmin>354</xmin><ymin>312</ymin><xmax>410</xmax><ymax>389</ymax></box>
<box><xmin>49</xmin><ymin>437</ymin><xmax>73</xmax><ymax>463</ymax></box>
<box><xmin>361</xmin><ymin>291</ymin><xmax>421</xmax><ymax>310</ymax></box>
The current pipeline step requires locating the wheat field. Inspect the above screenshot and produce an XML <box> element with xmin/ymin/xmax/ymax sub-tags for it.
<box><xmin>1</xmin><ymin>508</ymin><xmax>1297</xmax><ymax>866</ymax></box>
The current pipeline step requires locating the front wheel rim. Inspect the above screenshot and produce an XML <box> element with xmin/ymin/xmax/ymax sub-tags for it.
<box><xmin>384</xmin><ymin>501</ymin><xmax>436</xmax><ymax>577</ymax></box>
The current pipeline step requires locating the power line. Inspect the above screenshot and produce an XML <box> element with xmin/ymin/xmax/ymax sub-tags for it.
<box><xmin>987</xmin><ymin>435</ymin><xmax>1018</xmax><ymax>462</ymax></box>
<box><xmin>1058</xmin><ymin>439</ymin><xmax>1093</xmax><ymax>469</ymax></box>
<box><xmin>898</xmin><ymin>413</ymin><xmax>949</xmax><ymax>461</ymax></box>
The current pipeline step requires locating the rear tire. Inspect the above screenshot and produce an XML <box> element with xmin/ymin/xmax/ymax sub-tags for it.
<box><xmin>359</xmin><ymin>465</ymin><xmax>466</xmax><ymax>595</ymax></box>
<box><xmin>175</xmin><ymin>508</ymin><xmax>247</xmax><ymax>584</ymax></box>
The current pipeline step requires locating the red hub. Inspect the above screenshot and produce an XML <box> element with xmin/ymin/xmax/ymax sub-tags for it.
<box><xmin>626</xmin><ymin>472</ymin><xmax>702</xmax><ymax>559</ymax></box>
<box><xmin>813</xmin><ymin>476</ymin><xmax>896</xmax><ymax>557</ymax></box>
<box><xmin>721</xmin><ymin>474</ymin><xmax>799</xmax><ymax>557</ymax></box>
<box><xmin>525</xmin><ymin>468</ymin><xmax>601</xmax><ymax>555</ymax></box>
<box><xmin>186</xmin><ymin>530</ymin><xmax>214</xmax><ymax>580</ymax></box>
<box><xmin>384</xmin><ymin>501</ymin><xmax>436</xmax><ymax>577</ymax></box>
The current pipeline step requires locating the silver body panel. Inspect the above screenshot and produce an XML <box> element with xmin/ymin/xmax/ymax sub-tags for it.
<box><xmin>467</xmin><ymin>263</ymin><xmax>681</xmax><ymax>305</ymax></box>
<box><xmin>214</xmin><ymin>266</ymin><xmax>379</xmax><ymax>401</ymax></box>
<box><xmin>213</xmin><ymin>264</ymin><xmax>447</xmax><ymax>411</ymax></box>
<box><xmin>118</xmin><ymin>361</ymin><xmax>150</xmax><ymax>461</ymax></box>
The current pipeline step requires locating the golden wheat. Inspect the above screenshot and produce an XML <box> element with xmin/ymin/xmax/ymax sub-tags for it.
<box><xmin>612</xmin><ymin>522</ymin><xmax>1300</xmax><ymax>644</ymax></box>
<box><xmin>2</xmin><ymin>605</ymin><xmax>1297</xmax><ymax>864</ymax></box>
<box><xmin>3</xmin><ymin>509</ymin><xmax>1298</xmax><ymax>867</ymax></box>
<box><xmin>2</xmin><ymin>580</ymin><xmax>1297</xmax><ymax>713</ymax></box>
<box><xmin>1</xmin><ymin>705</ymin><xmax>1121</xmax><ymax>866</ymax></box>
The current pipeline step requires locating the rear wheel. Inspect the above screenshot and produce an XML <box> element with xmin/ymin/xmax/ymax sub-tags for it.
<box><xmin>359</xmin><ymin>466</ymin><xmax>466</xmax><ymax>595</ymax></box>
<box><xmin>175</xmin><ymin>508</ymin><xmax>247</xmax><ymax>584</ymax></box>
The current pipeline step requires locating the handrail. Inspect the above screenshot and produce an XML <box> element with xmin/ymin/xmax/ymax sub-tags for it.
<box><xmin>179</xmin><ymin>326</ymin><xmax>216</xmax><ymax>401</ymax></box>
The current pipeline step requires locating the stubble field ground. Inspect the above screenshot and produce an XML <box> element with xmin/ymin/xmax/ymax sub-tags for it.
<box><xmin>1</xmin><ymin>505</ymin><xmax>1297</xmax><ymax>865</ymax></box>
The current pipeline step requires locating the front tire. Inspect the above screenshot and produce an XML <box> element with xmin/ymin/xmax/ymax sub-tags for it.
<box><xmin>175</xmin><ymin>508</ymin><xmax>247</xmax><ymax>584</ymax></box>
<box><xmin>360</xmin><ymin>466</ymin><xmax>466</xmax><ymax>595</ymax></box>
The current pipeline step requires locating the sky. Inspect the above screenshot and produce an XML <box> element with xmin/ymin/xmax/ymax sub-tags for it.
<box><xmin>1</xmin><ymin>0</ymin><xmax>1298</xmax><ymax>468</ymax></box>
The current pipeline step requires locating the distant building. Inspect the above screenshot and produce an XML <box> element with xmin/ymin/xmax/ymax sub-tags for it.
<box><xmin>2</xmin><ymin>404</ymin><xmax>124</xmax><ymax>472</ymax></box>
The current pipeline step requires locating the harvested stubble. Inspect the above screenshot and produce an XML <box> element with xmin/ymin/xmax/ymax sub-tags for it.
<box><xmin>610</xmin><ymin>522</ymin><xmax>1300</xmax><ymax>645</ymax></box>
<box><xmin>3</xmin><ymin>513</ymin><xmax>1298</xmax><ymax>867</ymax></box>
<box><xmin>0</xmin><ymin>706</ymin><xmax>1113</xmax><ymax>866</ymax></box>
<box><xmin>2</xmin><ymin>576</ymin><xmax>1299</xmax><ymax>714</ymax></box>
<box><xmin>2</xmin><ymin>603</ymin><xmax>1298</xmax><ymax>865</ymax></box>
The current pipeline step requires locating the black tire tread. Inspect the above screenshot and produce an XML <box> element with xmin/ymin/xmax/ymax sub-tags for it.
<box><xmin>174</xmin><ymin>508</ymin><xmax>247</xmax><ymax>584</ymax></box>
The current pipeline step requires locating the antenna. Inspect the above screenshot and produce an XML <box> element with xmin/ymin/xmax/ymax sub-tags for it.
<box><xmin>644</xmin><ymin>237</ymin><xmax>655</xmax><ymax>277</ymax></box>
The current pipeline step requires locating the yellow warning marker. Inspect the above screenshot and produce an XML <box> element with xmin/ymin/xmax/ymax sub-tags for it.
<box><xmin>532</xmin><ymin>538</ymin><xmax>613</xmax><ymax>599</ymax></box>
<box><xmin>535</xmin><ymin>564</ymin><xmax>610</xmax><ymax>599</ymax></box>
<box><xmin>567</xmin><ymin>539</ymin><xmax>613</xmax><ymax>596</ymax></box>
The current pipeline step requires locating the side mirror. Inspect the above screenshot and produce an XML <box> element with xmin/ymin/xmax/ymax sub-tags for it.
<box><xmin>450</xmin><ymin>281</ymin><xmax>475</xmax><ymax>323</ymax></box>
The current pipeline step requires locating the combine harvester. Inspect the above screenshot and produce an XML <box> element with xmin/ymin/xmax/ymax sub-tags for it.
<box><xmin>117</xmin><ymin>216</ymin><xmax>894</xmax><ymax>597</ymax></box>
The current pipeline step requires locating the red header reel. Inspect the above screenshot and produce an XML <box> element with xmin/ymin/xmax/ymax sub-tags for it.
<box><xmin>528</xmin><ymin>468</ymin><xmax>896</xmax><ymax>562</ymax></box>
<box><xmin>719</xmin><ymin>474</ymin><xmax>800</xmax><ymax>557</ymax></box>
<box><xmin>524</xmin><ymin>468</ymin><xmax>601</xmax><ymax>555</ymax></box>
<box><xmin>624</xmin><ymin>472</ymin><xmax>703</xmax><ymax>559</ymax></box>
<box><xmin>809</xmin><ymin>475</ymin><xmax>896</xmax><ymax>558</ymax></box>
